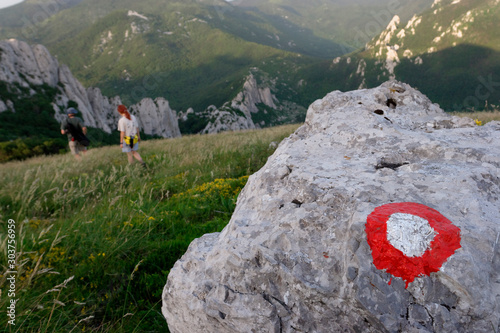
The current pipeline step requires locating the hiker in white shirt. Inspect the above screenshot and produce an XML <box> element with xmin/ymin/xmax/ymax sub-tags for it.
<box><xmin>117</xmin><ymin>104</ymin><xmax>146</xmax><ymax>167</ymax></box>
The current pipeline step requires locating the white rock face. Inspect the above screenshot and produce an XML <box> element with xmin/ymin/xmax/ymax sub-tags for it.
<box><xmin>86</xmin><ymin>87</ymin><xmax>122</xmax><ymax>133</ymax></box>
<box><xmin>232</xmin><ymin>74</ymin><xmax>277</xmax><ymax>115</ymax></box>
<box><xmin>0</xmin><ymin>39</ymin><xmax>51</xmax><ymax>88</ymax></box>
<box><xmin>201</xmin><ymin>105</ymin><xmax>255</xmax><ymax>134</ymax></box>
<box><xmin>130</xmin><ymin>97</ymin><xmax>181</xmax><ymax>138</ymax></box>
<box><xmin>201</xmin><ymin>73</ymin><xmax>279</xmax><ymax>134</ymax></box>
<box><xmin>162</xmin><ymin>81</ymin><xmax>500</xmax><ymax>333</ymax></box>
<box><xmin>0</xmin><ymin>39</ymin><xmax>181</xmax><ymax>138</ymax></box>
<box><xmin>0</xmin><ymin>100</ymin><xmax>7</xmax><ymax>112</ymax></box>
<box><xmin>32</xmin><ymin>44</ymin><xmax>60</xmax><ymax>87</ymax></box>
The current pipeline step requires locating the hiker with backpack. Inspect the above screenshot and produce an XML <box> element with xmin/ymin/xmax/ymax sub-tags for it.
<box><xmin>61</xmin><ymin>107</ymin><xmax>89</xmax><ymax>160</ymax></box>
<box><xmin>117</xmin><ymin>104</ymin><xmax>146</xmax><ymax>168</ymax></box>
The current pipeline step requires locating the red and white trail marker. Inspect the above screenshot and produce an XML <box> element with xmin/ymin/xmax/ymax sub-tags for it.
<box><xmin>366</xmin><ymin>202</ymin><xmax>461</xmax><ymax>288</ymax></box>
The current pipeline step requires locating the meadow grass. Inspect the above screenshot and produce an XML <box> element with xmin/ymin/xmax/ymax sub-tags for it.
<box><xmin>0</xmin><ymin>124</ymin><xmax>300</xmax><ymax>332</ymax></box>
<box><xmin>451</xmin><ymin>109</ymin><xmax>500</xmax><ymax>124</ymax></box>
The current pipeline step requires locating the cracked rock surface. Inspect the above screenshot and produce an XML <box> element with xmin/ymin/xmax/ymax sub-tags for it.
<box><xmin>162</xmin><ymin>81</ymin><xmax>500</xmax><ymax>333</ymax></box>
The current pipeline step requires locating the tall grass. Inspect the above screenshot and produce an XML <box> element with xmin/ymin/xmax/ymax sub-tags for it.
<box><xmin>0</xmin><ymin>124</ymin><xmax>299</xmax><ymax>332</ymax></box>
<box><xmin>451</xmin><ymin>109</ymin><xmax>500</xmax><ymax>124</ymax></box>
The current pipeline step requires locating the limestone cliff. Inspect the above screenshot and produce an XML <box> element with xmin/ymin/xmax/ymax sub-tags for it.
<box><xmin>200</xmin><ymin>73</ymin><xmax>305</xmax><ymax>134</ymax></box>
<box><xmin>130</xmin><ymin>98</ymin><xmax>181</xmax><ymax>138</ymax></box>
<box><xmin>0</xmin><ymin>39</ymin><xmax>181</xmax><ymax>138</ymax></box>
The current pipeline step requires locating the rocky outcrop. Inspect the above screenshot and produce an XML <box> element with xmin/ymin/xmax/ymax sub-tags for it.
<box><xmin>57</xmin><ymin>64</ymin><xmax>118</xmax><ymax>132</ymax></box>
<box><xmin>201</xmin><ymin>105</ymin><xmax>255</xmax><ymax>135</ymax></box>
<box><xmin>0</xmin><ymin>39</ymin><xmax>181</xmax><ymax>138</ymax></box>
<box><xmin>201</xmin><ymin>73</ymin><xmax>273</xmax><ymax>134</ymax></box>
<box><xmin>130</xmin><ymin>97</ymin><xmax>181</xmax><ymax>138</ymax></box>
<box><xmin>86</xmin><ymin>87</ymin><xmax>122</xmax><ymax>132</ymax></box>
<box><xmin>231</xmin><ymin>73</ymin><xmax>277</xmax><ymax>116</ymax></box>
<box><xmin>0</xmin><ymin>100</ymin><xmax>12</xmax><ymax>112</ymax></box>
<box><xmin>162</xmin><ymin>81</ymin><xmax>500</xmax><ymax>332</ymax></box>
<box><xmin>201</xmin><ymin>73</ymin><xmax>304</xmax><ymax>134</ymax></box>
<box><xmin>0</xmin><ymin>39</ymin><xmax>56</xmax><ymax>88</ymax></box>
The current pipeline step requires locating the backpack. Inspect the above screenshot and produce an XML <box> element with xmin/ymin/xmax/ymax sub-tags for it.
<box><xmin>66</xmin><ymin>122</ymin><xmax>90</xmax><ymax>147</ymax></box>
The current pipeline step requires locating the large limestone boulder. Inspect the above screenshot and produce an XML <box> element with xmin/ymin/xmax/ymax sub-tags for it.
<box><xmin>162</xmin><ymin>81</ymin><xmax>500</xmax><ymax>332</ymax></box>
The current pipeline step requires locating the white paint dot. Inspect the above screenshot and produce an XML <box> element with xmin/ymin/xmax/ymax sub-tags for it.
<box><xmin>386</xmin><ymin>213</ymin><xmax>436</xmax><ymax>257</ymax></box>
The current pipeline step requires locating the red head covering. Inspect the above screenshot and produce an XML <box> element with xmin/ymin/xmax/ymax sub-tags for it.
<box><xmin>117</xmin><ymin>104</ymin><xmax>131</xmax><ymax>120</ymax></box>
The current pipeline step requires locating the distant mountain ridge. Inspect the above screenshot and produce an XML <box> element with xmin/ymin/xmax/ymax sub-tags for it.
<box><xmin>324</xmin><ymin>0</ymin><xmax>500</xmax><ymax>110</ymax></box>
<box><xmin>233</xmin><ymin>0</ymin><xmax>434</xmax><ymax>50</ymax></box>
<box><xmin>2</xmin><ymin>0</ymin><xmax>494</xmax><ymax>140</ymax></box>
<box><xmin>0</xmin><ymin>0</ymin><xmax>434</xmax><ymax>114</ymax></box>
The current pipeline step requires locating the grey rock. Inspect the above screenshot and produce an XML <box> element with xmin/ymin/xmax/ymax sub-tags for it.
<box><xmin>58</xmin><ymin>64</ymin><xmax>102</xmax><ymax>129</ymax></box>
<box><xmin>86</xmin><ymin>87</ymin><xmax>122</xmax><ymax>133</ymax></box>
<box><xmin>201</xmin><ymin>73</ymin><xmax>263</xmax><ymax>134</ymax></box>
<box><xmin>0</xmin><ymin>100</ymin><xmax>7</xmax><ymax>113</ymax></box>
<box><xmin>130</xmin><ymin>97</ymin><xmax>181</xmax><ymax>138</ymax></box>
<box><xmin>178</xmin><ymin>107</ymin><xmax>194</xmax><ymax>122</ymax></box>
<box><xmin>162</xmin><ymin>81</ymin><xmax>500</xmax><ymax>333</ymax></box>
<box><xmin>201</xmin><ymin>72</ymin><xmax>299</xmax><ymax>134</ymax></box>
<box><xmin>32</xmin><ymin>43</ymin><xmax>60</xmax><ymax>87</ymax></box>
<box><xmin>0</xmin><ymin>39</ymin><xmax>55</xmax><ymax>87</ymax></box>
<box><xmin>231</xmin><ymin>73</ymin><xmax>277</xmax><ymax>116</ymax></box>
<box><xmin>201</xmin><ymin>105</ymin><xmax>255</xmax><ymax>135</ymax></box>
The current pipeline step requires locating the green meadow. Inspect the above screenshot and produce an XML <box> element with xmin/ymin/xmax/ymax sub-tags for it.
<box><xmin>0</xmin><ymin>124</ymin><xmax>299</xmax><ymax>332</ymax></box>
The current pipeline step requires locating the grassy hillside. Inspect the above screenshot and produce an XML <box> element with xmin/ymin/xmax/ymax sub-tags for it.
<box><xmin>0</xmin><ymin>0</ymin><xmax>83</xmax><ymax>36</ymax></box>
<box><xmin>235</xmin><ymin>0</ymin><xmax>434</xmax><ymax>50</ymax></box>
<box><xmin>0</xmin><ymin>0</ymin><xmax>435</xmax><ymax>114</ymax></box>
<box><xmin>384</xmin><ymin>0</ymin><xmax>500</xmax><ymax>54</ymax></box>
<box><xmin>0</xmin><ymin>124</ymin><xmax>300</xmax><ymax>332</ymax></box>
<box><xmin>394</xmin><ymin>44</ymin><xmax>500</xmax><ymax>110</ymax></box>
<box><xmin>50</xmin><ymin>8</ymin><xmax>314</xmax><ymax>111</ymax></box>
<box><xmin>21</xmin><ymin>0</ymin><xmax>328</xmax><ymax>111</ymax></box>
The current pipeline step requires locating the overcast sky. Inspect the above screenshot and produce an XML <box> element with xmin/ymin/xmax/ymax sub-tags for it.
<box><xmin>0</xmin><ymin>0</ymin><xmax>24</xmax><ymax>10</ymax></box>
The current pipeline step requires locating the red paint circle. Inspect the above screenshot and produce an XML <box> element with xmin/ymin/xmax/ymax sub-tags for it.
<box><xmin>366</xmin><ymin>202</ymin><xmax>461</xmax><ymax>288</ymax></box>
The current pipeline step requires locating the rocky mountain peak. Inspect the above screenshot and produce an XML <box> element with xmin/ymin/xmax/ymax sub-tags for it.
<box><xmin>200</xmin><ymin>72</ymin><xmax>303</xmax><ymax>134</ymax></box>
<box><xmin>0</xmin><ymin>39</ymin><xmax>59</xmax><ymax>89</ymax></box>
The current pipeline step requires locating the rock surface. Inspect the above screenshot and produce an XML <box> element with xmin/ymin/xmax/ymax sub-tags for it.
<box><xmin>130</xmin><ymin>97</ymin><xmax>182</xmax><ymax>138</ymax></box>
<box><xmin>201</xmin><ymin>105</ymin><xmax>256</xmax><ymax>135</ymax></box>
<box><xmin>162</xmin><ymin>81</ymin><xmax>500</xmax><ymax>332</ymax></box>
<box><xmin>0</xmin><ymin>39</ymin><xmax>181</xmax><ymax>138</ymax></box>
<box><xmin>200</xmin><ymin>73</ymin><xmax>305</xmax><ymax>134</ymax></box>
<box><xmin>201</xmin><ymin>73</ymin><xmax>273</xmax><ymax>134</ymax></box>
